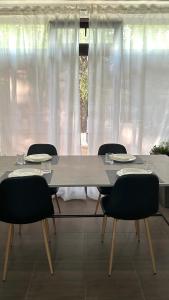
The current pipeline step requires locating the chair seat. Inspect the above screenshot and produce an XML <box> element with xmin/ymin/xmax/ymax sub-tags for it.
<box><xmin>100</xmin><ymin>174</ymin><xmax>159</xmax><ymax>276</ymax></box>
<box><xmin>101</xmin><ymin>195</ymin><xmax>113</xmax><ymax>216</ymax></box>
<box><xmin>97</xmin><ymin>186</ymin><xmax>112</xmax><ymax>195</ymax></box>
<box><xmin>26</xmin><ymin>143</ymin><xmax>61</xmax><ymax>224</ymax></box>
<box><xmin>27</xmin><ymin>143</ymin><xmax>59</xmax><ymax>201</ymax></box>
<box><xmin>101</xmin><ymin>174</ymin><xmax>159</xmax><ymax>220</ymax></box>
<box><xmin>49</xmin><ymin>187</ymin><xmax>58</xmax><ymax>196</ymax></box>
<box><xmin>0</xmin><ymin>175</ymin><xmax>54</xmax><ymax>280</ymax></box>
<box><xmin>94</xmin><ymin>143</ymin><xmax>127</xmax><ymax>215</ymax></box>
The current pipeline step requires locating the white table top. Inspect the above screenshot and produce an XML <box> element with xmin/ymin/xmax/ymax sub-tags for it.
<box><xmin>0</xmin><ymin>154</ymin><xmax>169</xmax><ymax>187</ymax></box>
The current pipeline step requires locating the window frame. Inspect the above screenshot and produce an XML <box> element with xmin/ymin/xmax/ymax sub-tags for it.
<box><xmin>79</xmin><ymin>18</ymin><xmax>89</xmax><ymax>56</ymax></box>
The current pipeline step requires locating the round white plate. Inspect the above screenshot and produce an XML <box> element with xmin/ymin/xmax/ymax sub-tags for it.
<box><xmin>24</xmin><ymin>153</ymin><xmax>52</xmax><ymax>162</ymax></box>
<box><xmin>8</xmin><ymin>168</ymin><xmax>43</xmax><ymax>178</ymax></box>
<box><xmin>117</xmin><ymin>168</ymin><xmax>152</xmax><ymax>176</ymax></box>
<box><xmin>109</xmin><ymin>154</ymin><xmax>136</xmax><ymax>162</ymax></box>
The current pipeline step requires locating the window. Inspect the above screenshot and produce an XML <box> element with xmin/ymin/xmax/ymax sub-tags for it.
<box><xmin>79</xmin><ymin>18</ymin><xmax>89</xmax><ymax>154</ymax></box>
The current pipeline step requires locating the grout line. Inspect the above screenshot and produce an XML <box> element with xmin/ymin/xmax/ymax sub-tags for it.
<box><xmin>24</xmin><ymin>262</ymin><xmax>36</xmax><ymax>300</ymax></box>
<box><xmin>133</xmin><ymin>267</ymin><xmax>147</xmax><ymax>300</ymax></box>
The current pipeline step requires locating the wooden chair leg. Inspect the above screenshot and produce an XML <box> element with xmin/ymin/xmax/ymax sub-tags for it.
<box><xmin>108</xmin><ymin>219</ymin><xmax>117</xmax><ymax>276</ymax></box>
<box><xmin>45</xmin><ymin>219</ymin><xmax>51</xmax><ymax>242</ymax></box>
<box><xmin>41</xmin><ymin>220</ymin><xmax>54</xmax><ymax>275</ymax></box>
<box><xmin>54</xmin><ymin>194</ymin><xmax>61</xmax><ymax>214</ymax></box>
<box><xmin>101</xmin><ymin>215</ymin><xmax>107</xmax><ymax>243</ymax></box>
<box><xmin>134</xmin><ymin>220</ymin><xmax>140</xmax><ymax>242</ymax></box>
<box><xmin>95</xmin><ymin>193</ymin><xmax>101</xmax><ymax>214</ymax></box>
<box><xmin>144</xmin><ymin>218</ymin><xmax>157</xmax><ymax>274</ymax></box>
<box><xmin>3</xmin><ymin>224</ymin><xmax>14</xmax><ymax>281</ymax></box>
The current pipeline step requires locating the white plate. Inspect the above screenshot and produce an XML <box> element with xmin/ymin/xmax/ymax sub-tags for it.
<box><xmin>108</xmin><ymin>153</ymin><xmax>136</xmax><ymax>162</ymax></box>
<box><xmin>24</xmin><ymin>153</ymin><xmax>52</xmax><ymax>162</ymax></box>
<box><xmin>8</xmin><ymin>168</ymin><xmax>44</xmax><ymax>178</ymax></box>
<box><xmin>117</xmin><ymin>168</ymin><xmax>152</xmax><ymax>176</ymax></box>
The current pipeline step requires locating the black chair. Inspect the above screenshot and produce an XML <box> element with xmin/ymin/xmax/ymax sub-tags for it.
<box><xmin>27</xmin><ymin>143</ymin><xmax>61</xmax><ymax>214</ymax></box>
<box><xmin>0</xmin><ymin>176</ymin><xmax>54</xmax><ymax>281</ymax></box>
<box><xmin>95</xmin><ymin>143</ymin><xmax>127</xmax><ymax>214</ymax></box>
<box><xmin>101</xmin><ymin>174</ymin><xmax>159</xmax><ymax>276</ymax></box>
<box><xmin>27</xmin><ymin>144</ymin><xmax>57</xmax><ymax>156</ymax></box>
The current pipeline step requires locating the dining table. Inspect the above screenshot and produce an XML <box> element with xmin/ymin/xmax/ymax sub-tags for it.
<box><xmin>0</xmin><ymin>154</ymin><xmax>169</xmax><ymax>186</ymax></box>
<box><xmin>0</xmin><ymin>154</ymin><xmax>169</xmax><ymax>222</ymax></box>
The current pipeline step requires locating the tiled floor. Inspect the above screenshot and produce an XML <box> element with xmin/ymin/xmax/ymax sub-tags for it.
<box><xmin>1</xmin><ymin>198</ymin><xmax>169</xmax><ymax>299</ymax></box>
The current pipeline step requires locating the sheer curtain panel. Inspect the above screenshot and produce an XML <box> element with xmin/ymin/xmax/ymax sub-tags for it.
<box><xmin>0</xmin><ymin>15</ymin><xmax>49</xmax><ymax>155</ymax></box>
<box><xmin>48</xmin><ymin>10</ymin><xmax>81</xmax><ymax>155</ymax></box>
<box><xmin>0</xmin><ymin>10</ymin><xmax>84</xmax><ymax>200</ymax></box>
<box><xmin>0</xmin><ymin>11</ymin><xmax>81</xmax><ymax>156</ymax></box>
<box><xmin>120</xmin><ymin>14</ymin><xmax>169</xmax><ymax>154</ymax></box>
<box><xmin>88</xmin><ymin>11</ymin><xmax>123</xmax><ymax>155</ymax></box>
<box><xmin>88</xmin><ymin>10</ymin><xmax>169</xmax><ymax>155</ymax></box>
<box><xmin>48</xmin><ymin>10</ymin><xmax>85</xmax><ymax>200</ymax></box>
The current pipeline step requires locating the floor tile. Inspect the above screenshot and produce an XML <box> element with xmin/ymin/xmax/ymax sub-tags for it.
<box><xmin>0</xmin><ymin>199</ymin><xmax>169</xmax><ymax>300</ymax></box>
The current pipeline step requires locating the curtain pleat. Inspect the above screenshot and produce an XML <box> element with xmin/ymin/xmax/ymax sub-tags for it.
<box><xmin>88</xmin><ymin>10</ymin><xmax>169</xmax><ymax>155</ymax></box>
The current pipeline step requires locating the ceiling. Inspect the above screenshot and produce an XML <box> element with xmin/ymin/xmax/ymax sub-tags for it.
<box><xmin>0</xmin><ymin>0</ymin><xmax>168</xmax><ymax>14</ymax></box>
<box><xmin>0</xmin><ymin>0</ymin><xmax>168</xmax><ymax>3</ymax></box>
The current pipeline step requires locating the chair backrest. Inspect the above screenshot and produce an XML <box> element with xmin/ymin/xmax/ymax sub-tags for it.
<box><xmin>27</xmin><ymin>144</ymin><xmax>57</xmax><ymax>156</ymax></box>
<box><xmin>102</xmin><ymin>174</ymin><xmax>159</xmax><ymax>220</ymax></box>
<box><xmin>98</xmin><ymin>143</ymin><xmax>127</xmax><ymax>155</ymax></box>
<box><xmin>0</xmin><ymin>176</ymin><xmax>54</xmax><ymax>224</ymax></box>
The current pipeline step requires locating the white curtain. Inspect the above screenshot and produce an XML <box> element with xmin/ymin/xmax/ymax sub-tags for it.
<box><xmin>48</xmin><ymin>10</ymin><xmax>81</xmax><ymax>155</ymax></box>
<box><xmin>0</xmin><ymin>11</ymin><xmax>81</xmax><ymax>157</ymax></box>
<box><xmin>48</xmin><ymin>10</ymin><xmax>86</xmax><ymax>200</ymax></box>
<box><xmin>88</xmin><ymin>12</ymin><xmax>123</xmax><ymax>155</ymax></box>
<box><xmin>0</xmin><ymin>10</ymin><xmax>85</xmax><ymax>200</ymax></box>
<box><xmin>0</xmin><ymin>15</ymin><xmax>50</xmax><ymax>155</ymax></box>
<box><xmin>120</xmin><ymin>14</ymin><xmax>169</xmax><ymax>154</ymax></box>
<box><xmin>88</xmin><ymin>10</ymin><xmax>169</xmax><ymax>155</ymax></box>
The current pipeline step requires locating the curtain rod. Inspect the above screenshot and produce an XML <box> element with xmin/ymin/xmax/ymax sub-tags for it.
<box><xmin>1</xmin><ymin>0</ymin><xmax>169</xmax><ymax>4</ymax></box>
<box><xmin>1</xmin><ymin>1</ymin><xmax>169</xmax><ymax>14</ymax></box>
